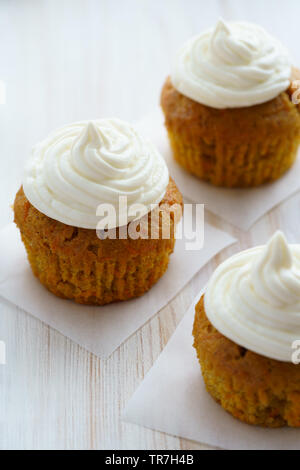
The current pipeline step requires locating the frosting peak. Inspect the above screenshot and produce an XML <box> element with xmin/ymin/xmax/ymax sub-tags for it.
<box><xmin>80</xmin><ymin>121</ymin><xmax>101</xmax><ymax>145</ymax></box>
<box><xmin>204</xmin><ymin>231</ymin><xmax>300</xmax><ymax>362</ymax></box>
<box><xmin>256</xmin><ymin>231</ymin><xmax>293</xmax><ymax>271</ymax></box>
<box><xmin>171</xmin><ymin>19</ymin><xmax>291</xmax><ymax>108</ymax></box>
<box><xmin>23</xmin><ymin>119</ymin><xmax>169</xmax><ymax>229</ymax></box>
<box><xmin>211</xmin><ymin>19</ymin><xmax>258</xmax><ymax>66</ymax></box>
<box><xmin>252</xmin><ymin>232</ymin><xmax>300</xmax><ymax>306</ymax></box>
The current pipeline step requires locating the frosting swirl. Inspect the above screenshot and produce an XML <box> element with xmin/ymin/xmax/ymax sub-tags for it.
<box><xmin>204</xmin><ymin>232</ymin><xmax>300</xmax><ymax>362</ymax></box>
<box><xmin>23</xmin><ymin>119</ymin><xmax>169</xmax><ymax>229</ymax></box>
<box><xmin>171</xmin><ymin>19</ymin><xmax>291</xmax><ymax>108</ymax></box>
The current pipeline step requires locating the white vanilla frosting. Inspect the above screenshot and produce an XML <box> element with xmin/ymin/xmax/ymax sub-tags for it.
<box><xmin>171</xmin><ymin>19</ymin><xmax>291</xmax><ymax>108</ymax></box>
<box><xmin>23</xmin><ymin>119</ymin><xmax>169</xmax><ymax>229</ymax></box>
<box><xmin>204</xmin><ymin>232</ymin><xmax>300</xmax><ymax>362</ymax></box>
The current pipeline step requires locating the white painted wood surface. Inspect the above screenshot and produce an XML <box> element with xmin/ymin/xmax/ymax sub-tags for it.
<box><xmin>1</xmin><ymin>0</ymin><xmax>300</xmax><ymax>450</ymax></box>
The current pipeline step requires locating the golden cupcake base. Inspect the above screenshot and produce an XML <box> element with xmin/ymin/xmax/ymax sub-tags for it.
<box><xmin>167</xmin><ymin>127</ymin><xmax>298</xmax><ymax>188</ymax></box>
<box><xmin>193</xmin><ymin>295</ymin><xmax>300</xmax><ymax>427</ymax></box>
<box><xmin>14</xmin><ymin>180</ymin><xmax>182</xmax><ymax>305</ymax></box>
<box><xmin>161</xmin><ymin>75</ymin><xmax>300</xmax><ymax>188</ymax></box>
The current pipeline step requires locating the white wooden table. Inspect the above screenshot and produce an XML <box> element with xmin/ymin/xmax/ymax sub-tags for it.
<box><xmin>1</xmin><ymin>0</ymin><xmax>300</xmax><ymax>450</ymax></box>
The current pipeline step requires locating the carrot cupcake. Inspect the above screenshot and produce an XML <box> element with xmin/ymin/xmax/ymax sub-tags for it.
<box><xmin>193</xmin><ymin>231</ymin><xmax>300</xmax><ymax>427</ymax></box>
<box><xmin>14</xmin><ymin>119</ymin><xmax>183</xmax><ymax>305</ymax></box>
<box><xmin>161</xmin><ymin>19</ymin><xmax>300</xmax><ymax>187</ymax></box>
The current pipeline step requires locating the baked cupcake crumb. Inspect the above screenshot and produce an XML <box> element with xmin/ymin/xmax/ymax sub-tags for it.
<box><xmin>14</xmin><ymin>179</ymin><xmax>182</xmax><ymax>305</ymax></box>
<box><xmin>193</xmin><ymin>295</ymin><xmax>300</xmax><ymax>427</ymax></box>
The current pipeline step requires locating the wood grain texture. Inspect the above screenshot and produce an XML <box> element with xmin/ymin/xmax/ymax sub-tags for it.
<box><xmin>1</xmin><ymin>0</ymin><xmax>300</xmax><ymax>450</ymax></box>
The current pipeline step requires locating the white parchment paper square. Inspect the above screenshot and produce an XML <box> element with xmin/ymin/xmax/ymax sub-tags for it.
<box><xmin>137</xmin><ymin>109</ymin><xmax>300</xmax><ymax>231</ymax></box>
<box><xmin>123</xmin><ymin>291</ymin><xmax>300</xmax><ymax>450</ymax></box>
<box><xmin>0</xmin><ymin>221</ymin><xmax>235</xmax><ymax>358</ymax></box>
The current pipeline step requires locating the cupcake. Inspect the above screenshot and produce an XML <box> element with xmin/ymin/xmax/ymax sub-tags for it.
<box><xmin>14</xmin><ymin>119</ymin><xmax>183</xmax><ymax>305</ymax></box>
<box><xmin>161</xmin><ymin>19</ymin><xmax>300</xmax><ymax>187</ymax></box>
<box><xmin>193</xmin><ymin>231</ymin><xmax>300</xmax><ymax>427</ymax></box>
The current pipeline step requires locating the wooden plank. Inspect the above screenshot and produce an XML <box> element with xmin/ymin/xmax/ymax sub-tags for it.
<box><xmin>0</xmin><ymin>0</ymin><xmax>299</xmax><ymax>449</ymax></box>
